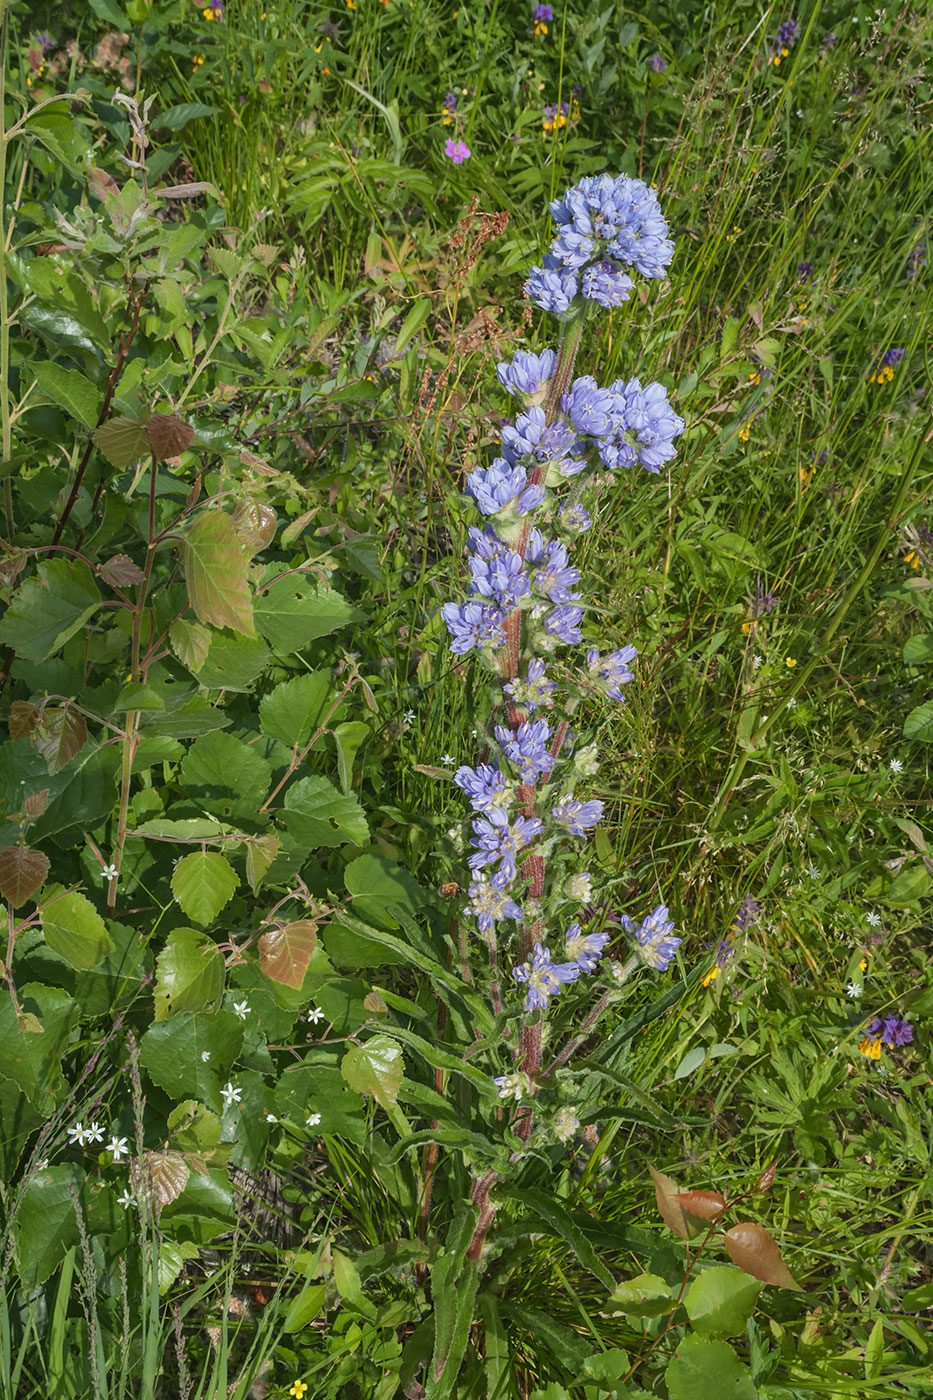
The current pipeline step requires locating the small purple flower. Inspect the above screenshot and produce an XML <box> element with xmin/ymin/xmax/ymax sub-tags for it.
<box><xmin>512</xmin><ymin>942</ymin><xmax>581</xmax><ymax>1011</ymax></box>
<box><xmin>883</xmin><ymin>348</ymin><xmax>906</xmax><ymax>367</ymax></box>
<box><xmin>551</xmin><ymin>794</ymin><xmax>604</xmax><ymax>835</ymax></box>
<box><xmin>621</xmin><ymin>904</ymin><xmax>681</xmax><ymax>971</ymax></box>
<box><xmin>442</xmin><ymin>601</ymin><xmax>507</xmax><ymax>654</ymax></box>
<box><xmin>465</xmin><ymin>870</ymin><xmax>523</xmax><ymax>933</ymax></box>
<box><xmin>468</xmin><ymin>809</ymin><xmax>543</xmax><ymax>880</ymax></box>
<box><xmin>443</xmin><ymin>91</ymin><xmax>458</xmax><ymax>113</ymax></box>
<box><xmin>580</xmin><ymin>260</ymin><xmax>635</xmax><ymax>308</ymax></box>
<box><xmin>35</xmin><ymin>32</ymin><xmax>55</xmax><ymax>51</ymax></box>
<box><xmin>534</xmin><ymin>539</ymin><xmax>581</xmax><ymax>603</ymax></box>
<box><xmin>454</xmin><ymin>762</ymin><xmax>510</xmax><ymax>811</ymax></box>
<box><xmin>525</xmin><ymin>262</ymin><xmax>579</xmax><ymax>314</ymax></box>
<box><xmin>445</xmin><ymin>139</ymin><xmax>471</xmax><ymax>164</ymax></box>
<box><xmin>561</xmin><ymin>376</ymin><xmax>618</xmax><ymax>438</ymax></box>
<box><xmin>600</xmin><ymin>377</ymin><xmax>685</xmax><ymax>473</ymax></box>
<box><xmin>867</xmin><ymin>1015</ymin><xmax>914</xmax><ymax>1047</ymax></box>
<box><xmin>543</xmin><ymin>604</ymin><xmax>585</xmax><ymax>646</ymax></box>
<box><xmin>748</xmin><ymin>587</ymin><xmax>779</xmax><ymax>618</ymax></box>
<box><xmin>565</xmin><ymin>922</ymin><xmax>609</xmax><ymax>972</ymax></box>
<box><xmin>732</xmin><ymin>894</ymin><xmax>761</xmax><ymax>931</ymax></box>
<box><xmin>469</xmin><ymin>547</ymin><xmax>530</xmax><ymax>609</ymax></box>
<box><xmin>798</xmin><ymin>260</ymin><xmax>813</xmax><ymax>282</ymax></box>
<box><xmin>649</xmin><ymin>53</ymin><xmax>666</xmax><ymax>72</ymax></box>
<box><xmin>504</xmin><ymin>657</ymin><xmax>557</xmax><ymax>712</ymax></box>
<box><xmin>466</xmin><ymin>459</ymin><xmax>546</xmax><ymax>518</ymax></box>
<box><xmin>495</xmin><ymin>718</ymin><xmax>555</xmax><ymax>784</ymax></box>
<box><xmin>534</xmin><ymin>4</ymin><xmax>554</xmax><ymax>19</ymax></box>
<box><xmin>560</xmin><ymin>503</ymin><xmax>592</xmax><ymax>533</ymax></box>
<box><xmin>822</xmin><ymin>32</ymin><xmax>836</xmax><ymax>50</ymax></box>
<box><xmin>586</xmin><ymin>645</ymin><xmax>637</xmax><ymax>700</ymax></box>
<box><xmin>776</xmin><ymin>19</ymin><xmax>798</xmax><ymax>47</ymax></box>
<box><xmin>501</xmin><ymin>406</ymin><xmax>579</xmax><ymax>466</ymax></box>
<box><xmin>496</xmin><ymin>349</ymin><xmax>558</xmax><ymax>398</ymax></box>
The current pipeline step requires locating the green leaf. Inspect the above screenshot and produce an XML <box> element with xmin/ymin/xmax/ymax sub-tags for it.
<box><xmin>605</xmin><ymin>1273</ymin><xmax>675</xmax><ymax>1319</ymax></box>
<box><xmin>254</xmin><ymin>576</ymin><xmax>362</xmax><ymax>653</ymax></box>
<box><xmin>720</xmin><ymin>317</ymin><xmax>740</xmax><ymax>361</ymax></box>
<box><xmin>283</xmin><ymin>776</ymin><xmax>369</xmax><ymax>848</ymax></box>
<box><xmin>171</xmin><ymin>852</ymin><xmax>238</xmax><ymax>926</ymax></box>
<box><xmin>152</xmin><ymin>102</ymin><xmax>221</xmax><ymax>131</ymax></box>
<box><xmin>428</xmin><ymin>1207</ymin><xmax>481</xmax><ymax>1400</ymax></box>
<box><xmin>903</xmin><ymin>700</ymin><xmax>933</xmax><ymax>742</ymax></box>
<box><xmin>0</xmin><ymin>984</ymin><xmax>77</xmax><ymax>1113</ymax></box>
<box><xmin>191</xmin><ymin>633</ymin><xmax>270</xmax><ymax>691</ymax></box>
<box><xmin>887</xmin><ymin>862</ymin><xmax>932</xmax><ymax>906</ymax></box>
<box><xmin>93</xmin><ymin>416</ymin><xmax>149</xmax><ymax>468</ymax></box>
<box><xmin>341</xmin><ymin>1034</ymin><xmax>404</xmax><ymax>1111</ymax></box>
<box><xmin>13</xmin><ymin>1165</ymin><xmax>85</xmax><ymax>1287</ymax></box>
<box><xmin>154</xmin><ymin>697</ymin><xmax>233</xmax><ymax>738</ymax></box>
<box><xmin>674</xmin><ymin>1046</ymin><xmax>708</xmax><ymax>1080</ymax></box>
<box><xmin>89</xmin><ymin>0</ymin><xmax>131</xmax><ymax>25</ymax></box>
<box><xmin>333</xmin><ymin>1248</ymin><xmax>363</xmax><ymax>1303</ymax></box>
<box><xmin>245</xmin><ymin>834</ymin><xmax>279</xmax><ymax>893</ymax></box>
<box><xmin>33</xmin><ymin>706</ymin><xmax>88</xmax><ymax>773</ymax></box>
<box><xmin>503</xmin><ymin>1186</ymin><xmax>615</xmax><ymax>1291</ymax></box>
<box><xmin>665</xmin><ymin>1335</ymin><xmax>758</xmax><ymax>1400</ymax></box>
<box><xmin>902</xmin><ymin>634</ymin><xmax>933</xmax><ymax>665</ymax></box>
<box><xmin>41</xmin><ymin>888</ymin><xmax>114</xmax><ymax>970</ymax></box>
<box><xmin>158</xmin><ymin>1239</ymin><xmax>200</xmax><ymax>1294</ymax></box>
<box><xmin>153</xmin><ymin>927</ymin><xmax>225</xmax><ymax>1020</ymax></box>
<box><xmin>283</xmin><ymin>1284</ymin><xmax>326</xmax><ymax>1333</ymax></box>
<box><xmin>0</xmin><ymin>559</ymin><xmax>100</xmax><ymax>662</ymax></box>
<box><xmin>181</xmin><ymin>731</ymin><xmax>271</xmax><ymax>804</ymax></box>
<box><xmin>139</xmin><ymin>1012</ymin><xmax>243</xmax><ymax>1109</ymax></box>
<box><xmin>259</xmin><ymin>671</ymin><xmax>336</xmax><ymax>747</ymax></box>
<box><xmin>685</xmin><ymin>1267</ymin><xmax>761</xmax><ymax>1338</ymax></box>
<box><xmin>275</xmin><ymin>1057</ymin><xmax>367</xmax><ymax>1143</ymax></box>
<box><xmin>334</xmin><ymin>720</ymin><xmax>369</xmax><ymax>795</ymax></box>
<box><xmin>580</xmin><ymin>1349</ymin><xmax>632</xmax><ymax>1389</ymax></box>
<box><xmin>183</xmin><ymin>512</ymin><xmax>256</xmax><ymax>637</ymax></box>
<box><xmin>169</xmin><ymin>619</ymin><xmax>212</xmax><ymax>671</ymax></box>
<box><xmin>32</xmin><ymin>363</ymin><xmax>102</xmax><ymax>429</ymax></box>
<box><xmin>134</xmin><ymin>818</ymin><xmax>226</xmax><ymax>839</ymax></box>
<box><xmin>394</xmin><ymin>296</ymin><xmax>433</xmax><ymax>353</ymax></box>
<box><xmin>865</xmin><ymin>1318</ymin><xmax>885</xmax><ymax>1382</ymax></box>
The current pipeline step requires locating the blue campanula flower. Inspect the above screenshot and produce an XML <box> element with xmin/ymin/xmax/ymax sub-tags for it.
<box><xmin>561</xmin><ymin>376</ymin><xmax>618</xmax><ymax>438</ymax></box>
<box><xmin>512</xmin><ymin>942</ymin><xmax>581</xmax><ymax>1011</ymax></box>
<box><xmin>495</xmin><ymin>718</ymin><xmax>555</xmax><ymax>783</ymax></box>
<box><xmin>649</xmin><ymin>53</ymin><xmax>666</xmax><ymax>72</ymax></box>
<box><xmin>621</xmin><ymin>904</ymin><xmax>681</xmax><ymax>971</ymax></box>
<box><xmin>567</xmin><ymin>871</ymin><xmax>594</xmax><ymax>903</ymax></box>
<box><xmin>469</xmin><ymin>547</ymin><xmax>530</xmax><ymax>610</ymax></box>
<box><xmin>501</xmin><ymin>408</ymin><xmax>584</xmax><ymax>478</ymax></box>
<box><xmin>543</xmin><ymin>604</ymin><xmax>585</xmax><ymax>646</ymax></box>
<box><xmin>564</xmin><ymin>922</ymin><xmax>610</xmax><ymax>972</ymax></box>
<box><xmin>504</xmin><ymin>656</ymin><xmax>557</xmax><ymax>712</ymax></box>
<box><xmin>496</xmin><ymin>348</ymin><xmax>558</xmax><ymax>399</ymax></box>
<box><xmin>524</xmin><ymin>262</ymin><xmax>579</xmax><ymax>314</ymax></box>
<box><xmin>442</xmin><ymin>600</ymin><xmax>508</xmax><ymax>654</ymax></box>
<box><xmin>600</xmin><ymin>378</ymin><xmax>685</xmax><ymax>473</ymax></box>
<box><xmin>551</xmin><ymin>793</ymin><xmax>604</xmax><ymax>834</ymax></box>
<box><xmin>466</xmin><ymin>524</ymin><xmax>507</xmax><ymax>559</ymax></box>
<box><xmin>465</xmin><ymin>870</ymin><xmax>523</xmax><ymax>933</ymax></box>
<box><xmin>454</xmin><ymin>762</ymin><xmax>510</xmax><ymax>811</ymax></box>
<box><xmin>467</xmin><ymin>459</ymin><xmax>546</xmax><ymax>518</ymax></box>
<box><xmin>533</xmin><ymin>539</ymin><xmax>581</xmax><ymax>603</ymax></box>
<box><xmin>549</xmin><ymin>174</ymin><xmax>675</xmax><ymax>280</ymax></box>
<box><xmin>586</xmin><ymin>645</ymin><xmax>638</xmax><ymax>699</ymax></box>
<box><xmin>559</xmin><ymin>503</ymin><xmax>592</xmax><ymax>533</ymax></box>
<box><xmin>468</xmin><ymin>809</ymin><xmax>544</xmax><ymax>880</ymax></box>
<box><xmin>581</xmin><ymin>260</ymin><xmax>635</xmax><ymax>308</ymax></box>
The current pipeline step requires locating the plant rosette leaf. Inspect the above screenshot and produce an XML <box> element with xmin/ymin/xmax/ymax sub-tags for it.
<box><xmin>153</xmin><ymin>927</ymin><xmax>225</xmax><ymax>1020</ymax></box>
<box><xmin>684</xmin><ymin>1266</ymin><xmax>762</xmax><ymax>1338</ymax></box>
<box><xmin>722</xmin><ymin>1222</ymin><xmax>802</xmax><ymax>1291</ymax></box>
<box><xmin>171</xmin><ymin>851</ymin><xmax>238</xmax><ymax>927</ymax></box>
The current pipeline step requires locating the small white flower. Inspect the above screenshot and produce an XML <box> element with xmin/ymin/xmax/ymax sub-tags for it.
<box><xmin>101</xmin><ymin>864</ymin><xmax>118</xmax><ymax>881</ymax></box>
<box><xmin>221</xmin><ymin>1082</ymin><xmax>241</xmax><ymax>1110</ymax></box>
<box><xmin>201</xmin><ymin>1051</ymin><xmax>211</xmax><ymax>1062</ymax></box>
<box><xmin>806</xmin><ymin>863</ymin><xmax>820</xmax><ymax>879</ymax></box>
<box><xmin>67</xmin><ymin>1122</ymin><xmax>88</xmax><ymax>1146</ymax></box>
<box><xmin>306</xmin><ymin>1112</ymin><xmax>322</xmax><ymax>1128</ymax></box>
<box><xmin>233</xmin><ymin>1000</ymin><xmax>249</xmax><ymax>1020</ymax></box>
<box><xmin>889</xmin><ymin>758</ymin><xmax>903</xmax><ymax>773</ymax></box>
<box><xmin>866</xmin><ymin>912</ymin><xmax>882</xmax><ymax>927</ymax></box>
<box><xmin>85</xmin><ymin>1121</ymin><xmax>105</xmax><ymax>1144</ymax></box>
<box><xmin>441</xmin><ymin>753</ymin><xmax>455</xmax><ymax>766</ymax></box>
<box><xmin>306</xmin><ymin>1005</ymin><xmax>325</xmax><ymax>1025</ymax></box>
<box><xmin>753</xmin><ymin>655</ymin><xmax>763</xmax><ymax>670</ymax></box>
<box><xmin>107</xmin><ymin>1136</ymin><xmax>130</xmax><ymax>1161</ymax></box>
<box><xmin>786</xmin><ymin>698</ymin><xmax>797</xmax><ymax>710</ymax></box>
<box><xmin>796</xmin><ymin>109</ymin><xmax>804</xmax><ymax>118</ymax></box>
<box><xmin>846</xmin><ymin>982</ymin><xmax>862</xmax><ymax>999</ymax></box>
<box><xmin>117</xmin><ymin>1188</ymin><xmax>135</xmax><ymax>1209</ymax></box>
<box><xmin>493</xmin><ymin>1074</ymin><xmax>526</xmax><ymax>1102</ymax></box>
<box><xmin>403</xmin><ymin>709</ymin><xmax>415</xmax><ymax>725</ymax></box>
<box><xmin>37</xmin><ymin>1158</ymin><xmax>49</xmax><ymax>1170</ymax></box>
<box><xmin>265</xmin><ymin>1112</ymin><xmax>277</xmax><ymax>1123</ymax></box>
<box><xmin>553</xmin><ymin>1106</ymin><xmax>580</xmax><ymax>1143</ymax></box>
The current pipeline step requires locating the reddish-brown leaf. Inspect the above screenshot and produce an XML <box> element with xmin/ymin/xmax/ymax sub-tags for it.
<box><xmin>723</xmin><ymin>1222</ymin><xmax>802</xmax><ymax>1291</ymax></box>
<box><xmin>98</xmin><ymin>554</ymin><xmax>145</xmax><ymax>588</ymax></box>
<box><xmin>135</xmin><ymin>1149</ymin><xmax>189</xmax><ymax>1213</ymax></box>
<box><xmin>23</xmin><ymin>789</ymin><xmax>49</xmax><ymax>820</ymax></box>
<box><xmin>183</xmin><ymin>511</ymin><xmax>256</xmax><ymax>637</ymax></box>
<box><xmin>258</xmin><ymin>920</ymin><xmax>317</xmax><ymax>989</ymax></box>
<box><xmin>33</xmin><ymin>707</ymin><xmax>87</xmax><ymax>774</ymax></box>
<box><xmin>649</xmin><ymin>1165</ymin><xmax>707</xmax><ymax>1241</ymax></box>
<box><xmin>756</xmin><ymin>1163</ymin><xmax>776</xmax><ymax>1195</ymax></box>
<box><xmin>232</xmin><ymin>499</ymin><xmax>277</xmax><ymax>555</ymax></box>
<box><xmin>674</xmin><ymin>1189</ymin><xmax>727</xmax><ymax>1222</ymax></box>
<box><xmin>0</xmin><ymin>846</ymin><xmax>50</xmax><ymax>907</ymax></box>
<box><xmin>146</xmin><ymin>413</ymin><xmax>195</xmax><ymax>461</ymax></box>
<box><xmin>9</xmin><ymin>701</ymin><xmax>39</xmax><ymax>741</ymax></box>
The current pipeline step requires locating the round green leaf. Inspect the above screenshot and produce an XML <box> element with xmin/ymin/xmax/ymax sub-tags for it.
<box><xmin>171</xmin><ymin>851</ymin><xmax>238</xmax><ymax>927</ymax></box>
<box><xmin>605</xmin><ymin>1273</ymin><xmax>674</xmax><ymax>1319</ymax></box>
<box><xmin>154</xmin><ymin>927</ymin><xmax>225</xmax><ymax>1020</ymax></box>
<box><xmin>139</xmin><ymin>1012</ymin><xmax>243</xmax><ymax>1109</ymax></box>
<box><xmin>903</xmin><ymin>700</ymin><xmax>933</xmax><ymax>741</ymax></box>
<box><xmin>665</xmin><ymin>1334</ymin><xmax>758</xmax><ymax>1400</ymax></box>
<box><xmin>685</xmin><ymin>1266</ymin><xmax>762</xmax><ymax>1338</ymax></box>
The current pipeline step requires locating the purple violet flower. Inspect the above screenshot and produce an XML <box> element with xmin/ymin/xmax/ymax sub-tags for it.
<box><xmin>867</xmin><ymin>1015</ymin><xmax>914</xmax><ymax>1047</ymax></box>
<box><xmin>534</xmin><ymin>540</ymin><xmax>581</xmax><ymax>603</ymax></box>
<box><xmin>581</xmin><ymin>260</ymin><xmax>635</xmax><ymax>308</ymax></box>
<box><xmin>504</xmin><ymin>657</ymin><xmax>557</xmax><ymax>712</ymax></box>
<box><xmin>512</xmin><ymin>942</ymin><xmax>581</xmax><ymax>1011</ymax></box>
<box><xmin>468</xmin><ymin>809</ymin><xmax>543</xmax><ymax>880</ymax></box>
<box><xmin>621</xmin><ymin>904</ymin><xmax>681</xmax><ymax>971</ymax></box>
<box><xmin>586</xmin><ymin>645</ymin><xmax>637</xmax><ymax>699</ymax></box>
<box><xmin>495</xmin><ymin>718</ymin><xmax>555</xmax><ymax>783</ymax></box>
<box><xmin>496</xmin><ymin>348</ymin><xmax>558</xmax><ymax>398</ymax></box>
<box><xmin>524</xmin><ymin>262</ymin><xmax>579</xmax><ymax>314</ymax></box>
<box><xmin>561</xmin><ymin>375</ymin><xmax>618</xmax><ymax>438</ymax></box>
<box><xmin>534</xmin><ymin>4</ymin><xmax>554</xmax><ymax>19</ymax></box>
<box><xmin>445</xmin><ymin>139</ymin><xmax>471</xmax><ymax>164</ymax></box>
<box><xmin>442</xmin><ymin>601</ymin><xmax>507</xmax><ymax>654</ymax></box>
<box><xmin>469</xmin><ymin>546</ymin><xmax>530</xmax><ymax>609</ymax></box>
<box><xmin>466</xmin><ymin>459</ymin><xmax>546</xmax><ymax>518</ymax></box>
<box><xmin>454</xmin><ymin>763</ymin><xmax>510</xmax><ymax>811</ymax></box>
<box><xmin>649</xmin><ymin>53</ymin><xmax>667</xmax><ymax>72</ymax></box>
<box><xmin>551</xmin><ymin>794</ymin><xmax>604</xmax><ymax>834</ymax></box>
<box><xmin>465</xmin><ymin>870</ymin><xmax>523</xmax><ymax>933</ymax></box>
<box><xmin>600</xmin><ymin>377</ymin><xmax>685</xmax><ymax>473</ymax></box>
<box><xmin>565</xmin><ymin>922</ymin><xmax>609</xmax><ymax>972</ymax></box>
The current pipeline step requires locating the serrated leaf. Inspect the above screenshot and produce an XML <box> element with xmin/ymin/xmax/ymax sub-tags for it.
<box><xmin>254</xmin><ymin>577</ymin><xmax>361</xmax><ymax>652</ymax></box>
<box><xmin>33</xmin><ymin>363</ymin><xmax>102</xmax><ymax>429</ymax></box>
<box><xmin>9</xmin><ymin>701</ymin><xmax>39</xmax><ymax>741</ymax></box>
<box><xmin>685</xmin><ymin>1266</ymin><xmax>761</xmax><ymax>1338</ymax></box>
<box><xmin>41</xmin><ymin>889</ymin><xmax>114</xmax><ymax>970</ymax></box>
<box><xmin>232</xmin><ymin>499</ymin><xmax>277</xmax><ymax>554</ymax></box>
<box><xmin>283</xmin><ymin>776</ymin><xmax>369</xmax><ymax>849</ymax></box>
<box><xmin>902</xmin><ymin>633</ymin><xmax>933</xmax><ymax>665</ymax></box>
<box><xmin>153</xmin><ymin>927</ymin><xmax>224</xmax><ymax>1020</ymax></box>
<box><xmin>0</xmin><ymin>847</ymin><xmax>50</xmax><ymax>907</ymax></box>
<box><xmin>0</xmin><ymin>559</ymin><xmax>100</xmax><ymax>662</ymax></box>
<box><xmin>12</xmin><ymin>1164</ymin><xmax>85</xmax><ymax>1286</ymax></box>
<box><xmin>183</xmin><ymin>512</ymin><xmax>255</xmax><ymax>637</ymax></box>
<box><xmin>341</xmin><ymin>1034</ymin><xmax>403</xmax><ymax>1110</ymax></box>
<box><xmin>33</xmin><ymin>707</ymin><xmax>87</xmax><ymax>773</ymax></box>
<box><xmin>722</xmin><ymin>1222</ymin><xmax>801</xmax><ymax>1290</ymax></box>
<box><xmin>146</xmin><ymin>413</ymin><xmax>194</xmax><ymax>460</ymax></box>
<box><xmin>605</xmin><ymin>1273</ymin><xmax>674</xmax><ymax>1319</ymax></box>
<box><xmin>171</xmin><ymin>852</ymin><xmax>238</xmax><ymax>927</ymax></box>
<box><xmin>259</xmin><ymin>920</ymin><xmax>318</xmax><ymax>989</ymax></box>
<box><xmin>94</xmin><ymin>415</ymin><xmax>149</xmax><ymax>468</ymax></box>
<box><xmin>245</xmin><ymin>834</ymin><xmax>279</xmax><ymax>893</ymax></box>
<box><xmin>136</xmin><ymin>1150</ymin><xmax>189</xmax><ymax>1211</ymax></box>
<box><xmin>169</xmin><ymin>619</ymin><xmax>213</xmax><ymax>671</ymax></box>
<box><xmin>139</xmin><ymin>1012</ymin><xmax>243</xmax><ymax>1110</ymax></box>
<box><xmin>180</xmin><ymin>731</ymin><xmax>271</xmax><ymax>802</ymax></box>
<box><xmin>134</xmin><ymin>818</ymin><xmax>226</xmax><ymax>839</ymax></box>
<box><xmin>193</xmin><ymin>633</ymin><xmax>270</xmax><ymax>691</ymax></box>
<box><xmin>98</xmin><ymin>554</ymin><xmax>145</xmax><ymax>587</ymax></box>
<box><xmin>258</xmin><ymin>671</ymin><xmax>335</xmax><ymax>747</ymax></box>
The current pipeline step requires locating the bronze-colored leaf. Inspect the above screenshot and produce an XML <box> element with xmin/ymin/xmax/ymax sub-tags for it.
<box><xmin>673</xmin><ymin>1189</ymin><xmax>727</xmax><ymax>1222</ymax></box>
<box><xmin>232</xmin><ymin>499</ymin><xmax>277</xmax><ymax>555</ymax></box>
<box><xmin>723</xmin><ymin>1222</ymin><xmax>802</xmax><ymax>1291</ymax></box>
<box><xmin>0</xmin><ymin>846</ymin><xmax>50</xmax><ymax>907</ymax></box>
<box><xmin>9</xmin><ymin>701</ymin><xmax>39</xmax><ymax>741</ymax></box>
<box><xmin>98</xmin><ymin>554</ymin><xmax>145</xmax><ymax>588</ymax></box>
<box><xmin>649</xmin><ymin>1165</ymin><xmax>707</xmax><ymax>1241</ymax></box>
<box><xmin>183</xmin><ymin>511</ymin><xmax>256</xmax><ymax>637</ymax></box>
<box><xmin>0</xmin><ymin>548</ymin><xmax>28</xmax><ymax>587</ymax></box>
<box><xmin>756</xmin><ymin>1163</ymin><xmax>776</xmax><ymax>1194</ymax></box>
<box><xmin>33</xmin><ymin>707</ymin><xmax>87</xmax><ymax>774</ymax></box>
<box><xmin>23</xmin><ymin>789</ymin><xmax>49</xmax><ymax>819</ymax></box>
<box><xmin>146</xmin><ymin>413</ymin><xmax>195</xmax><ymax>461</ymax></box>
<box><xmin>135</xmin><ymin>1149</ymin><xmax>190</xmax><ymax>1213</ymax></box>
<box><xmin>363</xmin><ymin>990</ymin><xmax>388</xmax><ymax>1015</ymax></box>
<box><xmin>88</xmin><ymin>165</ymin><xmax>121</xmax><ymax>200</ymax></box>
<box><xmin>258</xmin><ymin>920</ymin><xmax>317</xmax><ymax>990</ymax></box>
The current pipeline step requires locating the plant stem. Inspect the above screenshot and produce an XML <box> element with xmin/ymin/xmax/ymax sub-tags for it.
<box><xmin>0</xmin><ymin>17</ymin><xmax>13</xmax><ymax>537</ymax></box>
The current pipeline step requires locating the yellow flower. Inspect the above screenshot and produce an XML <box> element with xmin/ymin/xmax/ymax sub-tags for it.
<box><xmin>781</xmin><ymin>46</ymin><xmax>789</xmax><ymax>56</ymax></box>
<box><xmin>773</xmin><ymin>55</ymin><xmax>781</xmax><ymax>66</ymax></box>
<box><xmin>749</xmin><ymin>371</ymin><xmax>761</xmax><ymax>384</ymax></box>
<box><xmin>202</xmin><ymin>6</ymin><xmax>215</xmax><ymax>17</ymax></box>
<box><xmin>904</xmin><ymin>550</ymin><xmax>920</xmax><ymax>569</ymax></box>
<box><xmin>702</xmin><ymin>966</ymin><xmax>720</xmax><ymax>987</ymax></box>
<box><xmin>535</xmin><ymin>20</ymin><xmax>548</xmax><ymax>35</ymax></box>
<box><xmin>741</xmin><ymin>620</ymin><xmax>755</xmax><ymax>635</ymax></box>
<box><xmin>799</xmin><ymin>468</ymin><xmax>811</xmax><ymax>486</ymax></box>
<box><xmin>859</xmin><ymin>957</ymin><xmax>868</xmax><ymax>971</ymax></box>
<box><xmin>858</xmin><ymin>1037</ymin><xmax>881</xmax><ymax>1060</ymax></box>
<box><xmin>289</xmin><ymin>1383</ymin><xmax>308</xmax><ymax>1400</ymax></box>
<box><xmin>738</xmin><ymin>423</ymin><xmax>751</xmax><ymax>442</ymax></box>
<box><xmin>346</xmin><ymin>0</ymin><xmax>356</xmax><ymax>7</ymax></box>
<box><xmin>785</xmin><ymin>656</ymin><xmax>796</xmax><ymax>668</ymax></box>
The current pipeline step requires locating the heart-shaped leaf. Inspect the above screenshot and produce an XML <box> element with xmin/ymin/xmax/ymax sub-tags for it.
<box><xmin>259</xmin><ymin>920</ymin><xmax>318</xmax><ymax>989</ymax></box>
<box><xmin>183</xmin><ymin>511</ymin><xmax>255</xmax><ymax>637</ymax></box>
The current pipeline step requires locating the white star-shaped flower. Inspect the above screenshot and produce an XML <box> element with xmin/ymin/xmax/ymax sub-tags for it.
<box><xmin>441</xmin><ymin>753</ymin><xmax>455</xmax><ymax>765</ymax></box>
<box><xmin>67</xmin><ymin>1122</ymin><xmax>88</xmax><ymax>1147</ymax></box>
<box><xmin>753</xmin><ymin>655</ymin><xmax>763</xmax><ymax>669</ymax></box>
<box><xmin>265</xmin><ymin>1112</ymin><xmax>277</xmax><ymax>1123</ymax></box>
<box><xmin>101</xmin><ymin>864</ymin><xmax>118</xmax><ymax>881</ymax></box>
<box><xmin>806</xmin><ymin>863</ymin><xmax>820</xmax><ymax>879</ymax></box>
<box><xmin>889</xmin><ymin>758</ymin><xmax>903</xmax><ymax>773</ymax></box>
<box><xmin>306</xmin><ymin>1112</ymin><xmax>322</xmax><ymax>1128</ymax></box>
<box><xmin>306</xmin><ymin>1006</ymin><xmax>325</xmax><ymax>1025</ymax></box>
<box><xmin>846</xmin><ymin>982</ymin><xmax>862</xmax><ymax>999</ymax></box>
<box><xmin>403</xmin><ymin>709</ymin><xmax>415</xmax><ymax>725</ymax></box>
<box><xmin>85</xmin><ymin>1122</ymin><xmax>105</xmax><ymax>1144</ymax></box>
<box><xmin>117</xmin><ymin>1189</ymin><xmax>135</xmax><ymax>1209</ymax></box>
<box><xmin>866</xmin><ymin>912</ymin><xmax>882</xmax><ymax>927</ymax></box>
<box><xmin>201</xmin><ymin>1051</ymin><xmax>211</xmax><ymax>1062</ymax></box>
<box><xmin>107</xmin><ymin>1136</ymin><xmax>130</xmax><ymax>1161</ymax></box>
<box><xmin>233</xmin><ymin>1000</ymin><xmax>249</xmax><ymax>1020</ymax></box>
<box><xmin>221</xmin><ymin>1082</ymin><xmax>241</xmax><ymax>1110</ymax></box>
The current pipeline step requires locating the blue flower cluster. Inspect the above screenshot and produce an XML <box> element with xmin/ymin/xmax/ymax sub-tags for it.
<box><xmin>441</xmin><ymin>172</ymin><xmax>685</xmax><ymax>1022</ymax></box>
<box><xmin>525</xmin><ymin>173</ymin><xmax>675</xmax><ymax>314</ymax></box>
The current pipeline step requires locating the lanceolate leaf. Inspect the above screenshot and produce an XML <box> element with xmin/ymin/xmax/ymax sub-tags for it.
<box><xmin>41</xmin><ymin>889</ymin><xmax>114</xmax><ymax>970</ymax></box>
<box><xmin>502</xmin><ymin>1186</ymin><xmax>615</xmax><ymax>1291</ymax></box>
<box><xmin>0</xmin><ymin>847</ymin><xmax>50</xmax><ymax>907</ymax></box>
<box><xmin>183</xmin><ymin>512</ymin><xmax>256</xmax><ymax>637</ymax></box>
<box><xmin>723</xmin><ymin>1222</ymin><xmax>802</xmax><ymax>1291</ymax></box>
<box><xmin>674</xmin><ymin>1189</ymin><xmax>727</xmax><ymax>1222</ymax></box>
<box><xmin>171</xmin><ymin>852</ymin><xmax>238</xmax><ymax>927</ymax></box>
<box><xmin>259</xmin><ymin>920</ymin><xmax>318</xmax><ymax>989</ymax></box>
